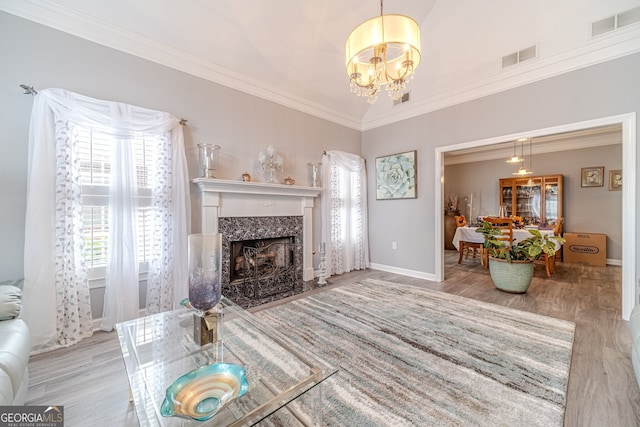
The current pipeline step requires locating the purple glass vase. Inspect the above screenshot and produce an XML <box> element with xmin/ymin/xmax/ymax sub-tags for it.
<box><xmin>188</xmin><ymin>233</ymin><xmax>222</xmax><ymax>311</ymax></box>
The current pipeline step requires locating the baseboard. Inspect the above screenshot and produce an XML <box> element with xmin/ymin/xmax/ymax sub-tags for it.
<box><xmin>606</xmin><ymin>258</ymin><xmax>622</xmax><ymax>266</ymax></box>
<box><xmin>369</xmin><ymin>263</ymin><xmax>437</xmax><ymax>282</ymax></box>
<box><xmin>91</xmin><ymin>308</ymin><xmax>147</xmax><ymax>331</ymax></box>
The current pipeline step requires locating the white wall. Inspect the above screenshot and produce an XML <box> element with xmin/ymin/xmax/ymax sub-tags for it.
<box><xmin>0</xmin><ymin>12</ymin><xmax>361</xmax><ymax>315</ymax></box>
<box><xmin>362</xmin><ymin>52</ymin><xmax>640</xmax><ymax>277</ymax></box>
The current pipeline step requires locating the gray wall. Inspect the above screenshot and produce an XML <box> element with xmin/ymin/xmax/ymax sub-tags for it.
<box><xmin>2</xmin><ymin>11</ymin><xmax>639</xmax><ymax>304</ymax></box>
<box><xmin>445</xmin><ymin>144</ymin><xmax>623</xmax><ymax>260</ymax></box>
<box><xmin>0</xmin><ymin>13</ymin><xmax>360</xmax><ymax>315</ymax></box>
<box><xmin>362</xmin><ymin>52</ymin><xmax>640</xmax><ymax>275</ymax></box>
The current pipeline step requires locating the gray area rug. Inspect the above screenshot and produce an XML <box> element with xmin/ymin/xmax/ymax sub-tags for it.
<box><xmin>254</xmin><ymin>278</ymin><xmax>575</xmax><ymax>426</ymax></box>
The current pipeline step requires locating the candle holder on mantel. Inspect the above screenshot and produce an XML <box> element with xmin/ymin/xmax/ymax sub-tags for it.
<box><xmin>307</xmin><ymin>162</ymin><xmax>322</xmax><ymax>187</ymax></box>
<box><xmin>187</xmin><ymin>233</ymin><xmax>223</xmax><ymax>347</ymax></box>
<box><xmin>198</xmin><ymin>143</ymin><xmax>221</xmax><ymax>178</ymax></box>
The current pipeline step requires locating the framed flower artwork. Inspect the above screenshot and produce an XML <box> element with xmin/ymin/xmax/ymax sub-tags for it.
<box><xmin>581</xmin><ymin>166</ymin><xmax>604</xmax><ymax>187</ymax></box>
<box><xmin>375</xmin><ymin>150</ymin><xmax>417</xmax><ymax>200</ymax></box>
<box><xmin>609</xmin><ymin>169</ymin><xmax>622</xmax><ymax>191</ymax></box>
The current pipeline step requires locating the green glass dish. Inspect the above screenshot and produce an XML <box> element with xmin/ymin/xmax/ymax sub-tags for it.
<box><xmin>160</xmin><ymin>362</ymin><xmax>249</xmax><ymax>421</ymax></box>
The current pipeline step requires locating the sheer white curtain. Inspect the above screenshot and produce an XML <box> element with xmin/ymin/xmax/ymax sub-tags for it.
<box><xmin>320</xmin><ymin>151</ymin><xmax>369</xmax><ymax>277</ymax></box>
<box><xmin>23</xmin><ymin>88</ymin><xmax>190</xmax><ymax>352</ymax></box>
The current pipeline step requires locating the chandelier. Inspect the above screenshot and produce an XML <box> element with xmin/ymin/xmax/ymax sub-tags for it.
<box><xmin>505</xmin><ymin>139</ymin><xmax>526</xmax><ymax>164</ymax></box>
<box><xmin>345</xmin><ymin>0</ymin><xmax>421</xmax><ymax>103</ymax></box>
<box><xmin>512</xmin><ymin>138</ymin><xmax>534</xmax><ymax>176</ymax></box>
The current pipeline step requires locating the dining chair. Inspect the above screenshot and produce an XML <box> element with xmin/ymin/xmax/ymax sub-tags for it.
<box><xmin>483</xmin><ymin>217</ymin><xmax>513</xmax><ymax>268</ymax></box>
<box><xmin>455</xmin><ymin>215</ymin><xmax>483</xmax><ymax>264</ymax></box>
<box><xmin>542</xmin><ymin>217</ymin><xmax>564</xmax><ymax>277</ymax></box>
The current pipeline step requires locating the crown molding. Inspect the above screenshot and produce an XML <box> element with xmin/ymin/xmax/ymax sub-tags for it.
<box><xmin>362</xmin><ymin>25</ymin><xmax>640</xmax><ymax>131</ymax></box>
<box><xmin>3</xmin><ymin>0</ymin><xmax>639</xmax><ymax>133</ymax></box>
<box><xmin>444</xmin><ymin>124</ymin><xmax>622</xmax><ymax>165</ymax></box>
<box><xmin>0</xmin><ymin>0</ymin><xmax>363</xmax><ymax>130</ymax></box>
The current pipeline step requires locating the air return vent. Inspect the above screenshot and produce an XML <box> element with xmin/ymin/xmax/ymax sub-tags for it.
<box><xmin>501</xmin><ymin>45</ymin><xmax>538</xmax><ymax>69</ymax></box>
<box><xmin>618</xmin><ymin>6</ymin><xmax>640</xmax><ymax>28</ymax></box>
<box><xmin>591</xmin><ymin>16</ymin><xmax>616</xmax><ymax>37</ymax></box>
<box><xmin>393</xmin><ymin>92</ymin><xmax>410</xmax><ymax>105</ymax></box>
<box><xmin>591</xmin><ymin>6</ymin><xmax>640</xmax><ymax>38</ymax></box>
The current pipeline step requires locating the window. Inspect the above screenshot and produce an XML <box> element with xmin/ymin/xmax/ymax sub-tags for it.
<box><xmin>74</xmin><ymin>126</ymin><xmax>158</xmax><ymax>269</ymax></box>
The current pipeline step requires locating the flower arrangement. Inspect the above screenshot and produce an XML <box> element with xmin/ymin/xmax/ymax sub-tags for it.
<box><xmin>445</xmin><ymin>193</ymin><xmax>459</xmax><ymax>212</ymax></box>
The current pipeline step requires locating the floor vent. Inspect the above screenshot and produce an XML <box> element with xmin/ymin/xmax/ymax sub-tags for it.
<box><xmin>393</xmin><ymin>91</ymin><xmax>410</xmax><ymax>105</ymax></box>
<box><xmin>591</xmin><ymin>6</ymin><xmax>640</xmax><ymax>38</ymax></box>
<box><xmin>501</xmin><ymin>45</ymin><xmax>538</xmax><ymax>69</ymax></box>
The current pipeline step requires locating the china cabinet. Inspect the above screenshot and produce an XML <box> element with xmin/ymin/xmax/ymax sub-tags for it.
<box><xmin>499</xmin><ymin>174</ymin><xmax>563</xmax><ymax>225</ymax></box>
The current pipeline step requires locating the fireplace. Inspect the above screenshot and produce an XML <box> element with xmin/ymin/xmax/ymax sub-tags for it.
<box><xmin>194</xmin><ymin>178</ymin><xmax>320</xmax><ymax>309</ymax></box>
<box><xmin>219</xmin><ymin>216</ymin><xmax>303</xmax><ymax>308</ymax></box>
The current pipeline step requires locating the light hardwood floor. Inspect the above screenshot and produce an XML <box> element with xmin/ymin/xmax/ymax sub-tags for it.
<box><xmin>25</xmin><ymin>251</ymin><xmax>640</xmax><ymax>426</ymax></box>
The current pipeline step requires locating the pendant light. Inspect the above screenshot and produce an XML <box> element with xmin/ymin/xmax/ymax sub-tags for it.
<box><xmin>505</xmin><ymin>140</ymin><xmax>524</xmax><ymax>163</ymax></box>
<box><xmin>512</xmin><ymin>138</ymin><xmax>533</xmax><ymax>176</ymax></box>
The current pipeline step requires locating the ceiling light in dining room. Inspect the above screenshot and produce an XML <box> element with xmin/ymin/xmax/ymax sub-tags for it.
<box><xmin>513</xmin><ymin>165</ymin><xmax>533</xmax><ymax>176</ymax></box>
<box><xmin>345</xmin><ymin>0</ymin><xmax>421</xmax><ymax>104</ymax></box>
<box><xmin>506</xmin><ymin>139</ymin><xmax>526</xmax><ymax>163</ymax></box>
<box><xmin>512</xmin><ymin>138</ymin><xmax>534</xmax><ymax>176</ymax></box>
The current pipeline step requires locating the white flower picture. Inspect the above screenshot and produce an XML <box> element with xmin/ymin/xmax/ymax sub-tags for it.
<box><xmin>375</xmin><ymin>150</ymin><xmax>417</xmax><ymax>200</ymax></box>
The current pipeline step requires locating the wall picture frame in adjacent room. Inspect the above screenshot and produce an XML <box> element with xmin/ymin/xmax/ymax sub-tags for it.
<box><xmin>609</xmin><ymin>169</ymin><xmax>622</xmax><ymax>191</ymax></box>
<box><xmin>581</xmin><ymin>166</ymin><xmax>604</xmax><ymax>187</ymax></box>
<box><xmin>375</xmin><ymin>150</ymin><xmax>417</xmax><ymax>200</ymax></box>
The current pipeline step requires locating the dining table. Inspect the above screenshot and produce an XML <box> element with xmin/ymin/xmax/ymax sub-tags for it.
<box><xmin>452</xmin><ymin>225</ymin><xmax>558</xmax><ymax>252</ymax></box>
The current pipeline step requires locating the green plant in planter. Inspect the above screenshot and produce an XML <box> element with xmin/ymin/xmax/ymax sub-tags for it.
<box><xmin>475</xmin><ymin>221</ymin><xmax>565</xmax><ymax>293</ymax></box>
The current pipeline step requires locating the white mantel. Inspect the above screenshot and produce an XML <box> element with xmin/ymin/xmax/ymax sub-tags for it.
<box><xmin>193</xmin><ymin>178</ymin><xmax>321</xmax><ymax>281</ymax></box>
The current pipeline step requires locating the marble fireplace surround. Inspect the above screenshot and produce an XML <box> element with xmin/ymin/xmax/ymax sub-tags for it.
<box><xmin>193</xmin><ymin>178</ymin><xmax>321</xmax><ymax>284</ymax></box>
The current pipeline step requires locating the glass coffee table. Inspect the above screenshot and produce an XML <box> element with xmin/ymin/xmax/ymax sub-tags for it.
<box><xmin>116</xmin><ymin>296</ymin><xmax>337</xmax><ymax>426</ymax></box>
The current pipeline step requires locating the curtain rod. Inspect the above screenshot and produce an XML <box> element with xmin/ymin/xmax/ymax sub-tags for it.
<box><xmin>20</xmin><ymin>84</ymin><xmax>37</xmax><ymax>95</ymax></box>
<box><xmin>19</xmin><ymin>84</ymin><xmax>188</xmax><ymax>126</ymax></box>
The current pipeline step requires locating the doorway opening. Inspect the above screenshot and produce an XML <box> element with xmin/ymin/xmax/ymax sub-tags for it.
<box><xmin>434</xmin><ymin>114</ymin><xmax>636</xmax><ymax>320</ymax></box>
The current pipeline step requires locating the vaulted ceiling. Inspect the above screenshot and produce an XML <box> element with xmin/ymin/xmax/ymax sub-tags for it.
<box><xmin>2</xmin><ymin>0</ymin><xmax>640</xmax><ymax>130</ymax></box>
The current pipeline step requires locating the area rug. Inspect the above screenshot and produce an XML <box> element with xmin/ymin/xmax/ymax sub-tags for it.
<box><xmin>254</xmin><ymin>278</ymin><xmax>575</xmax><ymax>426</ymax></box>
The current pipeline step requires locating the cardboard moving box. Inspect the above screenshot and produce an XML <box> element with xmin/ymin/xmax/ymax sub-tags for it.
<box><xmin>563</xmin><ymin>232</ymin><xmax>606</xmax><ymax>266</ymax></box>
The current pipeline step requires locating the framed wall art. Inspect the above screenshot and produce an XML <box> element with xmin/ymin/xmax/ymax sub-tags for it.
<box><xmin>609</xmin><ymin>169</ymin><xmax>622</xmax><ymax>191</ymax></box>
<box><xmin>376</xmin><ymin>150</ymin><xmax>417</xmax><ymax>200</ymax></box>
<box><xmin>581</xmin><ymin>166</ymin><xmax>604</xmax><ymax>187</ymax></box>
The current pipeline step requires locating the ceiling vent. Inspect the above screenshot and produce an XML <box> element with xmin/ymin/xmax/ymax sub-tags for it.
<box><xmin>393</xmin><ymin>92</ymin><xmax>410</xmax><ymax>105</ymax></box>
<box><xmin>501</xmin><ymin>45</ymin><xmax>538</xmax><ymax>69</ymax></box>
<box><xmin>591</xmin><ymin>6</ymin><xmax>640</xmax><ymax>38</ymax></box>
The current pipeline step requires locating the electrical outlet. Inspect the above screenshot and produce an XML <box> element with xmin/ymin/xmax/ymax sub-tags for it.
<box><xmin>392</xmin><ymin>241</ymin><xmax>397</xmax><ymax>250</ymax></box>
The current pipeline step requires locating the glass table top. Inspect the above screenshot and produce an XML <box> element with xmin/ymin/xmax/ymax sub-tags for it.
<box><xmin>116</xmin><ymin>296</ymin><xmax>336</xmax><ymax>426</ymax></box>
